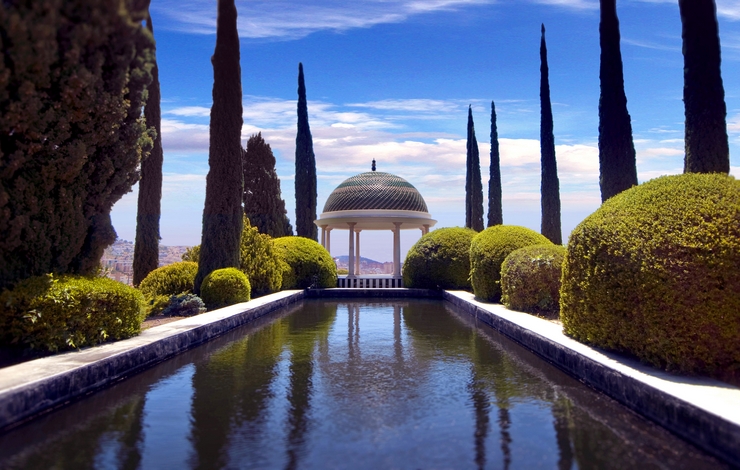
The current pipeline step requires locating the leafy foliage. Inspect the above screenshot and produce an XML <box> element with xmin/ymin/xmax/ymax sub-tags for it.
<box><xmin>466</xmin><ymin>106</ymin><xmax>484</xmax><ymax>231</ymax></box>
<box><xmin>294</xmin><ymin>63</ymin><xmax>318</xmax><ymax>240</ymax></box>
<box><xmin>403</xmin><ymin>227</ymin><xmax>476</xmax><ymax>290</ymax></box>
<box><xmin>239</xmin><ymin>218</ymin><xmax>283</xmax><ymax>297</ymax></box>
<box><xmin>0</xmin><ymin>274</ymin><xmax>145</xmax><ymax>352</ymax></box>
<box><xmin>0</xmin><ymin>0</ymin><xmax>155</xmax><ymax>289</ymax></box>
<box><xmin>138</xmin><ymin>261</ymin><xmax>198</xmax><ymax>315</ymax></box>
<box><xmin>200</xmin><ymin>268</ymin><xmax>250</xmax><ymax>310</ymax></box>
<box><xmin>501</xmin><ymin>244</ymin><xmax>566</xmax><ymax>318</ymax></box>
<box><xmin>272</xmin><ymin>236</ymin><xmax>336</xmax><ymax>289</ymax></box>
<box><xmin>488</xmin><ymin>100</ymin><xmax>503</xmax><ymax>227</ymax></box>
<box><xmin>560</xmin><ymin>174</ymin><xmax>740</xmax><ymax>385</ymax></box>
<box><xmin>182</xmin><ymin>246</ymin><xmax>200</xmax><ymax>263</ymax></box>
<box><xmin>470</xmin><ymin>225</ymin><xmax>552</xmax><ymax>302</ymax></box>
<box><xmin>161</xmin><ymin>293</ymin><xmax>206</xmax><ymax>317</ymax></box>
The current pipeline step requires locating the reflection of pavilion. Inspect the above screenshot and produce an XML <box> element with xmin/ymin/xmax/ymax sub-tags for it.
<box><xmin>314</xmin><ymin>160</ymin><xmax>436</xmax><ymax>287</ymax></box>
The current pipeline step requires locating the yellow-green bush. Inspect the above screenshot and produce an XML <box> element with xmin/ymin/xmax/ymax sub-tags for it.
<box><xmin>200</xmin><ymin>268</ymin><xmax>251</xmax><ymax>310</ymax></box>
<box><xmin>560</xmin><ymin>174</ymin><xmax>740</xmax><ymax>385</ymax></box>
<box><xmin>470</xmin><ymin>225</ymin><xmax>552</xmax><ymax>302</ymax></box>
<box><xmin>0</xmin><ymin>274</ymin><xmax>145</xmax><ymax>352</ymax></box>
<box><xmin>239</xmin><ymin>219</ymin><xmax>283</xmax><ymax>297</ymax></box>
<box><xmin>272</xmin><ymin>237</ymin><xmax>336</xmax><ymax>289</ymax></box>
<box><xmin>501</xmin><ymin>244</ymin><xmax>566</xmax><ymax>318</ymax></box>
<box><xmin>403</xmin><ymin>227</ymin><xmax>476</xmax><ymax>290</ymax></box>
<box><xmin>138</xmin><ymin>261</ymin><xmax>198</xmax><ymax>315</ymax></box>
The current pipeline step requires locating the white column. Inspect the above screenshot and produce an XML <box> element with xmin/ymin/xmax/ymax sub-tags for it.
<box><xmin>326</xmin><ymin>228</ymin><xmax>332</xmax><ymax>254</ymax></box>
<box><xmin>348</xmin><ymin>222</ymin><xmax>356</xmax><ymax>278</ymax></box>
<box><xmin>393</xmin><ymin>222</ymin><xmax>402</xmax><ymax>278</ymax></box>
<box><xmin>321</xmin><ymin>225</ymin><xmax>326</xmax><ymax>248</ymax></box>
<box><xmin>355</xmin><ymin>230</ymin><xmax>361</xmax><ymax>274</ymax></box>
<box><xmin>423</xmin><ymin>224</ymin><xmax>430</xmax><ymax>235</ymax></box>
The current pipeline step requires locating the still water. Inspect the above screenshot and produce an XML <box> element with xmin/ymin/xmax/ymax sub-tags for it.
<box><xmin>0</xmin><ymin>299</ymin><xmax>727</xmax><ymax>469</ymax></box>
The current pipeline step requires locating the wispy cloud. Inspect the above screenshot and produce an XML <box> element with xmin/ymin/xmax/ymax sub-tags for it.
<box><xmin>622</xmin><ymin>38</ymin><xmax>681</xmax><ymax>52</ymax></box>
<box><xmin>530</xmin><ymin>0</ymin><xmax>597</xmax><ymax>10</ymax></box>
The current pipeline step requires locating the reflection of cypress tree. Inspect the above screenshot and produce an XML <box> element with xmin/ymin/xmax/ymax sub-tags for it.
<box><xmin>498</xmin><ymin>407</ymin><xmax>512</xmax><ymax>470</ymax></box>
<box><xmin>487</xmin><ymin>101</ymin><xmax>503</xmax><ymax>227</ymax></box>
<box><xmin>679</xmin><ymin>0</ymin><xmax>729</xmax><ymax>173</ymax></box>
<box><xmin>468</xmin><ymin>369</ymin><xmax>491</xmax><ymax>470</ymax></box>
<box><xmin>295</xmin><ymin>63</ymin><xmax>318</xmax><ymax>240</ymax></box>
<box><xmin>466</xmin><ymin>106</ymin><xmax>484</xmax><ymax>232</ymax></box>
<box><xmin>552</xmin><ymin>399</ymin><xmax>574</xmax><ymax>470</ymax></box>
<box><xmin>539</xmin><ymin>24</ymin><xmax>562</xmax><ymax>245</ymax></box>
<box><xmin>194</xmin><ymin>0</ymin><xmax>244</xmax><ymax>293</ymax></box>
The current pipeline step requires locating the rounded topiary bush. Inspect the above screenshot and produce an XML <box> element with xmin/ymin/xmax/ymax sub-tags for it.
<box><xmin>403</xmin><ymin>227</ymin><xmax>476</xmax><ymax>290</ymax></box>
<box><xmin>501</xmin><ymin>244</ymin><xmax>566</xmax><ymax>318</ymax></box>
<box><xmin>138</xmin><ymin>261</ymin><xmax>198</xmax><ymax>315</ymax></box>
<box><xmin>470</xmin><ymin>225</ymin><xmax>553</xmax><ymax>302</ymax></box>
<box><xmin>0</xmin><ymin>274</ymin><xmax>145</xmax><ymax>352</ymax></box>
<box><xmin>200</xmin><ymin>268</ymin><xmax>251</xmax><ymax>310</ymax></box>
<box><xmin>272</xmin><ymin>237</ymin><xmax>337</xmax><ymax>289</ymax></box>
<box><xmin>560</xmin><ymin>173</ymin><xmax>740</xmax><ymax>384</ymax></box>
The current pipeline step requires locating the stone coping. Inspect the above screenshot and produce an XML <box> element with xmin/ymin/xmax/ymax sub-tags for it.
<box><xmin>0</xmin><ymin>288</ymin><xmax>738</xmax><ymax>466</ymax></box>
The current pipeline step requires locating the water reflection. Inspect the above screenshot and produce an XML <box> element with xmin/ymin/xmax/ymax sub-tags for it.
<box><xmin>0</xmin><ymin>300</ymin><xmax>728</xmax><ymax>469</ymax></box>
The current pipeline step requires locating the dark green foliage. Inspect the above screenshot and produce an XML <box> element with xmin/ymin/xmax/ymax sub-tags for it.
<box><xmin>0</xmin><ymin>0</ymin><xmax>155</xmax><ymax>289</ymax></box>
<box><xmin>194</xmin><ymin>0</ymin><xmax>244</xmax><ymax>293</ymax></box>
<box><xmin>200</xmin><ymin>267</ymin><xmax>251</xmax><ymax>310</ymax></box>
<box><xmin>598</xmin><ymin>0</ymin><xmax>638</xmax><ymax>202</ymax></box>
<box><xmin>0</xmin><ymin>274</ymin><xmax>145</xmax><ymax>352</ymax></box>
<box><xmin>294</xmin><ymin>63</ymin><xmax>318</xmax><ymax>241</ymax></box>
<box><xmin>134</xmin><ymin>11</ymin><xmax>164</xmax><ymax>286</ymax></box>
<box><xmin>272</xmin><ymin>236</ymin><xmax>336</xmax><ymax>289</ymax></box>
<box><xmin>162</xmin><ymin>293</ymin><xmax>206</xmax><ymax>317</ymax></box>
<box><xmin>488</xmin><ymin>101</ymin><xmax>503</xmax><ymax>227</ymax></box>
<box><xmin>182</xmin><ymin>245</ymin><xmax>200</xmax><ymax>263</ymax></box>
<box><xmin>501</xmin><ymin>244</ymin><xmax>566</xmax><ymax>318</ymax></box>
<box><xmin>402</xmin><ymin>227</ymin><xmax>476</xmax><ymax>290</ymax></box>
<box><xmin>138</xmin><ymin>261</ymin><xmax>198</xmax><ymax>315</ymax></box>
<box><xmin>469</xmin><ymin>225</ymin><xmax>552</xmax><ymax>302</ymax></box>
<box><xmin>679</xmin><ymin>0</ymin><xmax>729</xmax><ymax>174</ymax></box>
<box><xmin>539</xmin><ymin>24</ymin><xmax>562</xmax><ymax>245</ymax></box>
<box><xmin>242</xmin><ymin>133</ymin><xmax>293</xmax><ymax>238</ymax></box>
<box><xmin>560</xmin><ymin>174</ymin><xmax>740</xmax><ymax>385</ymax></box>
<box><xmin>239</xmin><ymin>217</ymin><xmax>283</xmax><ymax>297</ymax></box>
<box><xmin>466</xmin><ymin>106</ymin><xmax>484</xmax><ymax>232</ymax></box>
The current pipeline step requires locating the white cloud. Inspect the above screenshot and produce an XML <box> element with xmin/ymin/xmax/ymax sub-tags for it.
<box><xmin>530</xmin><ymin>0</ymin><xmax>597</xmax><ymax>10</ymax></box>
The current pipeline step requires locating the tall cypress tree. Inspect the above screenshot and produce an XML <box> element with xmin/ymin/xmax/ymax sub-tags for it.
<box><xmin>194</xmin><ymin>0</ymin><xmax>244</xmax><ymax>293</ymax></box>
<box><xmin>539</xmin><ymin>24</ymin><xmax>562</xmax><ymax>245</ymax></box>
<box><xmin>295</xmin><ymin>63</ymin><xmax>318</xmax><ymax>240</ymax></box>
<box><xmin>243</xmin><ymin>133</ymin><xmax>293</xmax><ymax>238</ymax></box>
<box><xmin>598</xmin><ymin>0</ymin><xmax>638</xmax><ymax>202</ymax></box>
<box><xmin>466</xmin><ymin>106</ymin><xmax>484</xmax><ymax>231</ymax></box>
<box><xmin>133</xmin><ymin>10</ymin><xmax>163</xmax><ymax>286</ymax></box>
<box><xmin>487</xmin><ymin>100</ymin><xmax>503</xmax><ymax>227</ymax></box>
<box><xmin>679</xmin><ymin>0</ymin><xmax>729</xmax><ymax>173</ymax></box>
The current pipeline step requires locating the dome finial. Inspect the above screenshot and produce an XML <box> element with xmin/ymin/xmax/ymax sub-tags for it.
<box><xmin>371</xmin><ymin>159</ymin><xmax>376</xmax><ymax>171</ymax></box>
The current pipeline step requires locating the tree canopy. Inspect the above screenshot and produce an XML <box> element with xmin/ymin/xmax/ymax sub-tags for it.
<box><xmin>295</xmin><ymin>63</ymin><xmax>318</xmax><ymax>241</ymax></box>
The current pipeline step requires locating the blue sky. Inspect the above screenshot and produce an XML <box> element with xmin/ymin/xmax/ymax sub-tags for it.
<box><xmin>111</xmin><ymin>0</ymin><xmax>740</xmax><ymax>262</ymax></box>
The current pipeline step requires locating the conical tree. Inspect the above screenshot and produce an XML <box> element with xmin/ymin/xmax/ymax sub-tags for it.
<box><xmin>539</xmin><ymin>24</ymin><xmax>562</xmax><ymax>245</ymax></box>
<box><xmin>466</xmin><ymin>106</ymin><xmax>484</xmax><ymax>231</ymax></box>
<box><xmin>598</xmin><ymin>0</ymin><xmax>638</xmax><ymax>202</ymax></box>
<box><xmin>295</xmin><ymin>63</ymin><xmax>318</xmax><ymax>240</ymax></box>
<box><xmin>679</xmin><ymin>0</ymin><xmax>729</xmax><ymax>174</ymax></box>
<box><xmin>133</xmin><ymin>11</ymin><xmax>164</xmax><ymax>287</ymax></box>
<box><xmin>194</xmin><ymin>0</ymin><xmax>243</xmax><ymax>293</ymax></box>
<box><xmin>487</xmin><ymin>100</ymin><xmax>503</xmax><ymax>227</ymax></box>
<box><xmin>243</xmin><ymin>133</ymin><xmax>293</xmax><ymax>238</ymax></box>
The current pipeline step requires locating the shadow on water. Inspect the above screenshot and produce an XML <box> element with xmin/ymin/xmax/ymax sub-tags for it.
<box><xmin>0</xmin><ymin>299</ymin><xmax>730</xmax><ymax>469</ymax></box>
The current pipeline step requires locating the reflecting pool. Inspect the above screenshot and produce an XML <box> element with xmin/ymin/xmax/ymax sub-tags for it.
<box><xmin>0</xmin><ymin>299</ymin><xmax>727</xmax><ymax>469</ymax></box>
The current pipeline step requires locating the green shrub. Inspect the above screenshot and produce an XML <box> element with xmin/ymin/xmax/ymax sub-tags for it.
<box><xmin>181</xmin><ymin>246</ymin><xmax>200</xmax><ymax>263</ymax></box>
<box><xmin>200</xmin><ymin>268</ymin><xmax>251</xmax><ymax>310</ymax></box>
<box><xmin>138</xmin><ymin>261</ymin><xmax>198</xmax><ymax>315</ymax></box>
<box><xmin>272</xmin><ymin>237</ymin><xmax>337</xmax><ymax>289</ymax></box>
<box><xmin>560</xmin><ymin>174</ymin><xmax>740</xmax><ymax>385</ymax></box>
<box><xmin>161</xmin><ymin>293</ymin><xmax>206</xmax><ymax>317</ymax></box>
<box><xmin>0</xmin><ymin>274</ymin><xmax>145</xmax><ymax>352</ymax></box>
<box><xmin>470</xmin><ymin>225</ymin><xmax>552</xmax><ymax>302</ymax></box>
<box><xmin>239</xmin><ymin>218</ymin><xmax>283</xmax><ymax>297</ymax></box>
<box><xmin>403</xmin><ymin>227</ymin><xmax>476</xmax><ymax>290</ymax></box>
<box><xmin>501</xmin><ymin>244</ymin><xmax>566</xmax><ymax>318</ymax></box>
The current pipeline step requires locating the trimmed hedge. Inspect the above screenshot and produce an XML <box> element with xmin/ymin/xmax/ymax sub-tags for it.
<box><xmin>200</xmin><ymin>268</ymin><xmax>251</xmax><ymax>310</ymax></box>
<box><xmin>138</xmin><ymin>261</ymin><xmax>198</xmax><ymax>316</ymax></box>
<box><xmin>501</xmin><ymin>244</ymin><xmax>566</xmax><ymax>318</ymax></box>
<box><xmin>272</xmin><ymin>236</ymin><xmax>337</xmax><ymax>289</ymax></box>
<box><xmin>403</xmin><ymin>227</ymin><xmax>476</xmax><ymax>290</ymax></box>
<box><xmin>469</xmin><ymin>225</ymin><xmax>552</xmax><ymax>302</ymax></box>
<box><xmin>560</xmin><ymin>174</ymin><xmax>740</xmax><ymax>385</ymax></box>
<box><xmin>0</xmin><ymin>275</ymin><xmax>145</xmax><ymax>352</ymax></box>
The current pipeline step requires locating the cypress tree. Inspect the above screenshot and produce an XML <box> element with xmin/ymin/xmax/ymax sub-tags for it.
<box><xmin>539</xmin><ymin>24</ymin><xmax>562</xmax><ymax>245</ymax></box>
<box><xmin>466</xmin><ymin>106</ymin><xmax>484</xmax><ymax>232</ymax></box>
<box><xmin>487</xmin><ymin>100</ymin><xmax>503</xmax><ymax>227</ymax></box>
<box><xmin>194</xmin><ymin>0</ymin><xmax>244</xmax><ymax>293</ymax></box>
<box><xmin>679</xmin><ymin>0</ymin><xmax>729</xmax><ymax>173</ymax></box>
<box><xmin>243</xmin><ymin>133</ymin><xmax>293</xmax><ymax>238</ymax></box>
<box><xmin>295</xmin><ymin>63</ymin><xmax>318</xmax><ymax>240</ymax></box>
<box><xmin>133</xmin><ymin>11</ymin><xmax>164</xmax><ymax>286</ymax></box>
<box><xmin>0</xmin><ymin>0</ymin><xmax>154</xmax><ymax>289</ymax></box>
<box><xmin>598</xmin><ymin>0</ymin><xmax>638</xmax><ymax>202</ymax></box>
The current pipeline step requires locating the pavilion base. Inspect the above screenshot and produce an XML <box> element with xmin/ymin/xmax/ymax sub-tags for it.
<box><xmin>337</xmin><ymin>276</ymin><xmax>403</xmax><ymax>288</ymax></box>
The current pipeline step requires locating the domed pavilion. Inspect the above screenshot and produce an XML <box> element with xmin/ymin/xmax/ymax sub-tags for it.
<box><xmin>315</xmin><ymin>160</ymin><xmax>436</xmax><ymax>286</ymax></box>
